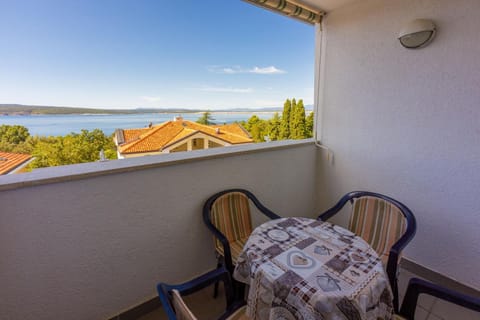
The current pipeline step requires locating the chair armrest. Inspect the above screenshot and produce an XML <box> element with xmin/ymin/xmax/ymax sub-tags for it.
<box><xmin>317</xmin><ymin>193</ymin><xmax>353</xmax><ymax>221</ymax></box>
<box><xmin>387</xmin><ymin>207</ymin><xmax>416</xmax><ymax>312</ymax></box>
<box><xmin>157</xmin><ymin>267</ymin><xmax>235</xmax><ymax>319</ymax></box>
<box><xmin>317</xmin><ymin>206</ymin><xmax>342</xmax><ymax>221</ymax></box>
<box><xmin>399</xmin><ymin>278</ymin><xmax>480</xmax><ymax>319</ymax></box>
<box><xmin>243</xmin><ymin>189</ymin><xmax>281</xmax><ymax>220</ymax></box>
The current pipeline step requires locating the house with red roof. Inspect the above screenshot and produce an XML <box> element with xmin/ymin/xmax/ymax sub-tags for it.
<box><xmin>114</xmin><ymin>116</ymin><xmax>253</xmax><ymax>159</ymax></box>
<box><xmin>0</xmin><ymin>151</ymin><xmax>33</xmax><ymax>175</ymax></box>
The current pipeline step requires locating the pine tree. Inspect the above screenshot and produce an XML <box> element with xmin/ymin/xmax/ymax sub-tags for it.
<box><xmin>280</xmin><ymin>99</ymin><xmax>291</xmax><ymax>139</ymax></box>
<box><xmin>196</xmin><ymin>111</ymin><xmax>214</xmax><ymax>125</ymax></box>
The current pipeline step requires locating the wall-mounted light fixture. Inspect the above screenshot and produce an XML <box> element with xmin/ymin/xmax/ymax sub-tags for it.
<box><xmin>398</xmin><ymin>19</ymin><xmax>436</xmax><ymax>49</ymax></box>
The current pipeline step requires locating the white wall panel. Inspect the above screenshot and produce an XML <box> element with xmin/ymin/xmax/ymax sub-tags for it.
<box><xmin>316</xmin><ymin>0</ymin><xmax>480</xmax><ymax>289</ymax></box>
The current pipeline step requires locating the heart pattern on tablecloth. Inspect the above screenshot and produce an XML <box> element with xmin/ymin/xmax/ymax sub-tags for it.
<box><xmin>287</xmin><ymin>250</ymin><xmax>315</xmax><ymax>269</ymax></box>
<box><xmin>349</xmin><ymin>251</ymin><xmax>368</xmax><ymax>263</ymax></box>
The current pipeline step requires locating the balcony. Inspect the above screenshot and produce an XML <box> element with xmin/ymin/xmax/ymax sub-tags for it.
<box><xmin>1</xmin><ymin>139</ymin><xmax>479</xmax><ymax>319</ymax></box>
<box><xmin>2</xmin><ymin>0</ymin><xmax>480</xmax><ymax>319</ymax></box>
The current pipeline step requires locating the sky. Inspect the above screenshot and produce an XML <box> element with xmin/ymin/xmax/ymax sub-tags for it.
<box><xmin>0</xmin><ymin>0</ymin><xmax>314</xmax><ymax>110</ymax></box>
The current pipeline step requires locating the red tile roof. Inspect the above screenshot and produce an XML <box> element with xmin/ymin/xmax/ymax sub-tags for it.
<box><xmin>117</xmin><ymin>120</ymin><xmax>252</xmax><ymax>154</ymax></box>
<box><xmin>0</xmin><ymin>151</ymin><xmax>32</xmax><ymax>175</ymax></box>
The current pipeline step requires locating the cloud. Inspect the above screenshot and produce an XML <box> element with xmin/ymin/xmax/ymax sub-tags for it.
<box><xmin>250</xmin><ymin>66</ymin><xmax>286</xmax><ymax>74</ymax></box>
<box><xmin>198</xmin><ymin>86</ymin><xmax>253</xmax><ymax>93</ymax></box>
<box><xmin>207</xmin><ymin>65</ymin><xmax>286</xmax><ymax>75</ymax></box>
<box><xmin>140</xmin><ymin>96</ymin><xmax>162</xmax><ymax>102</ymax></box>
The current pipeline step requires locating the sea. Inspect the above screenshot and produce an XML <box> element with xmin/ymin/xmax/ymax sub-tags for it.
<box><xmin>0</xmin><ymin>112</ymin><xmax>276</xmax><ymax>136</ymax></box>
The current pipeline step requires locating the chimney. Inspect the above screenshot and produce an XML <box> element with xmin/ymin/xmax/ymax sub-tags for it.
<box><xmin>174</xmin><ymin>115</ymin><xmax>183</xmax><ymax>122</ymax></box>
<box><xmin>215</xmin><ymin>128</ymin><xmax>220</xmax><ymax>134</ymax></box>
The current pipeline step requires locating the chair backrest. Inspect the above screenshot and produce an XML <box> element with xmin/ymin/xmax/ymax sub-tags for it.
<box><xmin>210</xmin><ymin>191</ymin><xmax>253</xmax><ymax>248</ymax></box>
<box><xmin>349</xmin><ymin>196</ymin><xmax>407</xmax><ymax>264</ymax></box>
<box><xmin>317</xmin><ymin>191</ymin><xmax>416</xmax><ymax>313</ymax></box>
<box><xmin>157</xmin><ymin>267</ymin><xmax>240</xmax><ymax>320</ymax></box>
<box><xmin>171</xmin><ymin>290</ymin><xmax>198</xmax><ymax>320</ymax></box>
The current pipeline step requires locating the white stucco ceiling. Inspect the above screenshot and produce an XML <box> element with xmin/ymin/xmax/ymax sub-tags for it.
<box><xmin>297</xmin><ymin>0</ymin><xmax>361</xmax><ymax>12</ymax></box>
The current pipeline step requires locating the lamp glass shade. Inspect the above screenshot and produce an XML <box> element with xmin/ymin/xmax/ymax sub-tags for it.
<box><xmin>398</xmin><ymin>19</ymin><xmax>436</xmax><ymax>49</ymax></box>
<box><xmin>399</xmin><ymin>30</ymin><xmax>434</xmax><ymax>48</ymax></box>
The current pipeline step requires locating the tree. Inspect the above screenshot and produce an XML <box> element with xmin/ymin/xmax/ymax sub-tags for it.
<box><xmin>266</xmin><ymin>112</ymin><xmax>281</xmax><ymax>141</ymax></box>
<box><xmin>289</xmin><ymin>98</ymin><xmax>298</xmax><ymax>138</ymax></box>
<box><xmin>196</xmin><ymin>111</ymin><xmax>215</xmax><ymax>125</ymax></box>
<box><xmin>240</xmin><ymin>98</ymin><xmax>311</xmax><ymax>142</ymax></box>
<box><xmin>28</xmin><ymin>129</ymin><xmax>117</xmax><ymax>169</ymax></box>
<box><xmin>244</xmin><ymin>115</ymin><xmax>268</xmax><ymax>142</ymax></box>
<box><xmin>0</xmin><ymin>125</ymin><xmax>34</xmax><ymax>153</ymax></box>
<box><xmin>279</xmin><ymin>99</ymin><xmax>291</xmax><ymax>139</ymax></box>
<box><xmin>0</xmin><ymin>125</ymin><xmax>30</xmax><ymax>144</ymax></box>
<box><xmin>29</xmin><ymin>136</ymin><xmax>65</xmax><ymax>168</ymax></box>
<box><xmin>291</xmin><ymin>99</ymin><xmax>306</xmax><ymax>139</ymax></box>
<box><xmin>305</xmin><ymin>111</ymin><xmax>314</xmax><ymax>138</ymax></box>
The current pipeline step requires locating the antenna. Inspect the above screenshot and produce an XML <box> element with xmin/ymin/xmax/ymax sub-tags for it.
<box><xmin>99</xmin><ymin>149</ymin><xmax>107</xmax><ymax>162</ymax></box>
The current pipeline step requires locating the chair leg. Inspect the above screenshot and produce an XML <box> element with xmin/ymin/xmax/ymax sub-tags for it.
<box><xmin>234</xmin><ymin>280</ymin><xmax>246</xmax><ymax>301</ymax></box>
<box><xmin>213</xmin><ymin>259</ymin><xmax>222</xmax><ymax>298</ymax></box>
<box><xmin>392</xmin><ymin>282</ymin><xmax>399</xmax><ymax>313</ymax></box>
<box><xmin>213</xmin><ymin>280</ymin><xmax>219</xmax><ymax>298</ymax></box>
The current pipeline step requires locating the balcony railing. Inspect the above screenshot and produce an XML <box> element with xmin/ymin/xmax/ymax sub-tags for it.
<box><xmin>0</xmin><ymin>140</ymin><xmax>319</xmax><ymax>320</ymax></box>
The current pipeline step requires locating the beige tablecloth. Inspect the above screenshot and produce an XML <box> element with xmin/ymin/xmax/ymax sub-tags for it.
<box><xmin>233</xmin><ymin>217</ymin><xmax>393</xmax><ymax>320</ymax></box>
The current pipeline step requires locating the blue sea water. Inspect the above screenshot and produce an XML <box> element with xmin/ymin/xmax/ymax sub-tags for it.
<box><xmin>0</xmin><ymin>112</ymin><xmax>275</xmax><ymax>136</ymax></box>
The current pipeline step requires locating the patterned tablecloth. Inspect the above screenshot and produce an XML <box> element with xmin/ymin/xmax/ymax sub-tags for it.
<box><xmin>233</xmin><ymin>217</ymin><xmax>393</xmax><ymax>320</ymax></box>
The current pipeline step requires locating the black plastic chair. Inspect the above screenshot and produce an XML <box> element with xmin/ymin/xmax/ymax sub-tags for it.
<box><xmin>317</xmin><ymin>191</ymin><xmax>416</xmax><ymax>312</ymax></box>
<box><xmin>203</xmin><ymin>189</ymin><xmax>281</xmax><ymax>275</ymax></box>
<box><xmin>396</xmin><ymin>278</ymin><xmax>480</xmax><ymax>319</ymax></box>
<box><xmin>157</xmin><ymin>267</ymin><xmax>247</xmax><ymax>320</ymax></box>
<box><xmin>203</xmin><ymin>189</ymin><xmax>281</xmax><ymax>298</ymax></box>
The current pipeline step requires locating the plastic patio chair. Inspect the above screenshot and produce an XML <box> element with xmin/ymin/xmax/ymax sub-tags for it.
<box><xmin>203</xmin><ymin>189</ymin><xmax>281</xmax><ymax>297</ymax></box>
<box><xmin>395</xmin><ymin>278</ymin><xmax>480</xmax><ymax>319</ymax></box>
<box><xmin>317</xmin><ymin>191</ymin><xmax>416</xmax><ymax>312</ymax></box>
<box><xmin>157</xmin><ymin>267</ymin><xmax>248</xmax><ymax>320</ymax></box>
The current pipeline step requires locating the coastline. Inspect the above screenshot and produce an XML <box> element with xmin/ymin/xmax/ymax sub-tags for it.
<box><xmin>0</xmin><ymin>112</ymin><xmax>280</xmax><ymax>136</ymax></box>
<box><xmin>1</xmin><ymin>110</ymin><xmax>284</xmax><ymax>117</ymax></box>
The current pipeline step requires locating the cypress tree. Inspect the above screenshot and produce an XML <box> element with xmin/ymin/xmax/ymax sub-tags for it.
<box><xmin>293</xmin><ymin>99</ymin><xmax>306</xmax><ymax>139</ymax></box>
<box><xmin>305</xmin><ymin>111</ymin><xmax>314</xmax><ymax>138</ymax></box>
<box><xmin>280</xmin><ymin>99</ymin><xmax>291</xmax><ymax>139</ymax></box>
<box><xmin>289</xmin><ymin>98</ymin><xmax>297</xmax><ymax>138</ymax></box>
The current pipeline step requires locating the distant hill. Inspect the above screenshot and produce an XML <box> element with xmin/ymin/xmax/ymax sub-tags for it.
<box><xmin>214</xmin><ymin>105</ymin><xmax>313</xmax><ymax>112</ymax></box>
<box><xmin>0</xmin><ymin>103</ymin><xmax>312</xmax><ymax>116</ymax></box>
<box><xmin>0</xmin><ymin>104</ymin><xmax>202</xmax><ymax>115</ymax></box>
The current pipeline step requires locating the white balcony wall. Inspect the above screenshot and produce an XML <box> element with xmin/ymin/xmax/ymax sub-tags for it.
<box><xmin>316</xmin><ymin>0</ymin><xmax>480</xmax><ymax>289</ymax></box>
<box><xmin>0</xmin><ymin>142</ymin><xmax>319</xmax><ymax>320</ymax></box>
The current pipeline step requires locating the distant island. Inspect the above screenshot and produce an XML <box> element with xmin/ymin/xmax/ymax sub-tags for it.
<box><xmin>0</xmin><ymin>104</ymin><xmax>299</xmax><ymax>116</ymax></box>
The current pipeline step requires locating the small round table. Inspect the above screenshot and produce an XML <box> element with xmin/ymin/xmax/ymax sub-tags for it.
<box><xmin>233</xmin><ymin>217</ymin><xmax>393</xmax><ymax>320</ymax></box>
